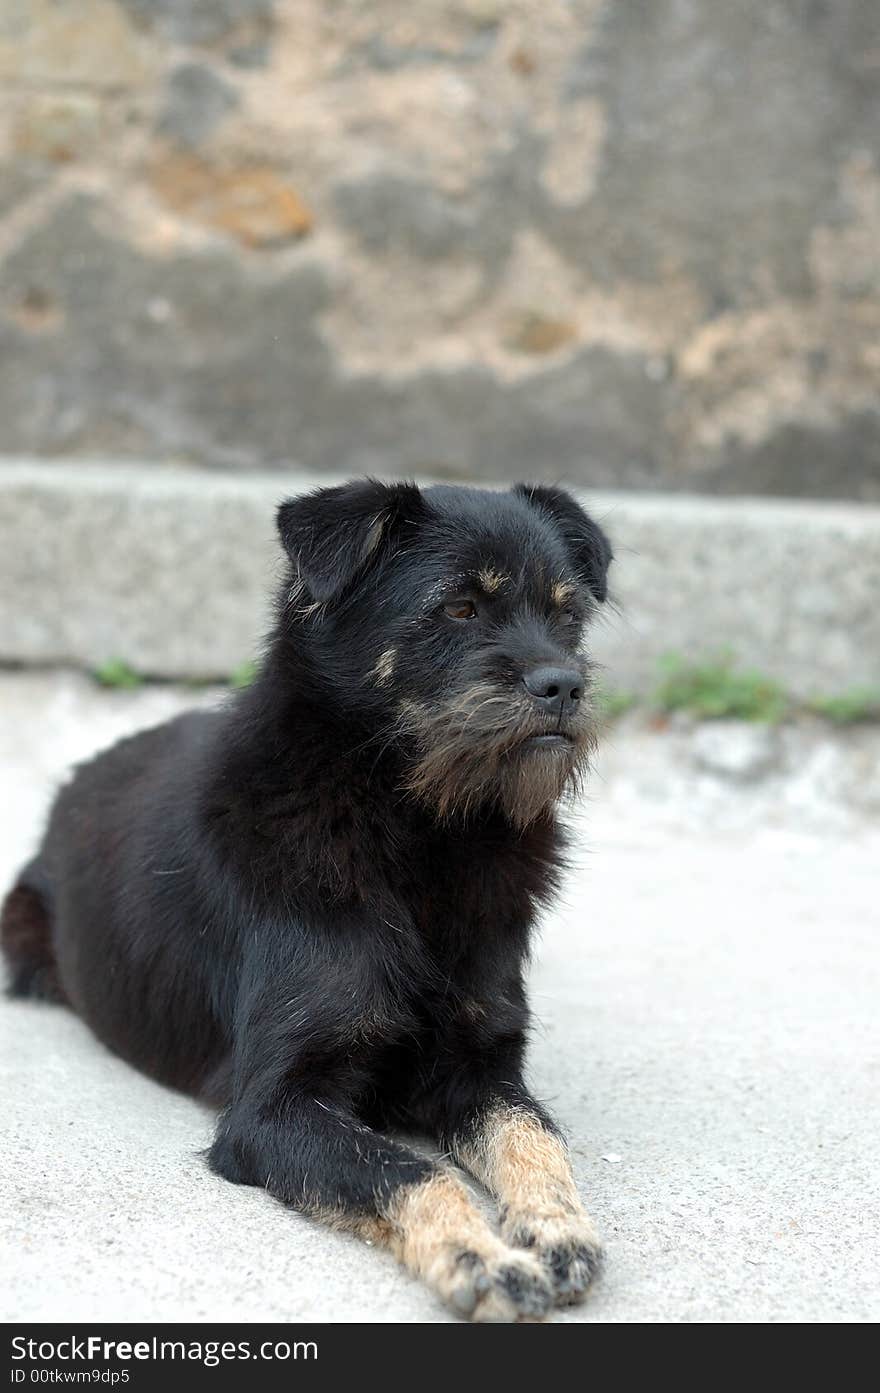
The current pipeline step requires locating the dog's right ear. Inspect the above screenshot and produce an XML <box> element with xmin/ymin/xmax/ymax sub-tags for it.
<box><xmin>277</xmin><ymin>479</ymin><xmax>423</xmax><ymax>604</ymax></box>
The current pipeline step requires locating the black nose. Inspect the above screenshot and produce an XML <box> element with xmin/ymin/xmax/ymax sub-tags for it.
<box><xmin>522</xmin><ymin>666</ymin><xmax>583</xmax><ymax>717</ymax></box>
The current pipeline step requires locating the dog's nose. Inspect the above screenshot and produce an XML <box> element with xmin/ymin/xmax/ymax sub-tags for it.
<box><xmin>522</xmin><ymin>666</ymin><xmax>583</xmax><ymax>717</ymax></box>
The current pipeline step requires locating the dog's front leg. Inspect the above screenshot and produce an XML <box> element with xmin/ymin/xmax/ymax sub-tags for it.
<box><xmin>207</xmin><ymin>947</ymin><xmax>554</xmax><ymax>1321</ymax></box>
<box><xmin>450</xmin><ymin>1097</ymin><xmax>604</xmax><ymax>1306</ymax></box>
<box><xmin>210</xmin><ymin>1090</ymin><xmax>558</xmax><ymax>1321</ymax></box>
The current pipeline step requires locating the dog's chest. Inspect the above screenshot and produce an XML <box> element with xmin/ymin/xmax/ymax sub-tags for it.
<box><xmin>402</xmin><ymin>819</ymin><xmax>559</xmax><ymax>963</ymax></box>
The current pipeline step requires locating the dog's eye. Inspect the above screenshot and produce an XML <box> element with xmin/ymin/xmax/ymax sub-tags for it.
<box><xmin>443</xmin><ymin>600</ymin><xmax>477</xmax><ymax>621</ymax></box>
<box><xmin>559</xmin><ymin>609</ymin><xmax>578</xmax><ymax>626</ymax></box>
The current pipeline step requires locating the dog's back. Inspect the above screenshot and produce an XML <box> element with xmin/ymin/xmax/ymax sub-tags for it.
<box><xmin>1</xmin><ymin>709</ymin><xmax>233</xmax><ymax>1096</ymax></box>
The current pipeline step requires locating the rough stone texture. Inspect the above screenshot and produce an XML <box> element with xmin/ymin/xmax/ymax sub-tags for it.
<box><xmin>149</xmin><ymin>157</ymin><xmax>313</xmax><ymax>246</ymax></box>
<box><xmin>117</xmin><ymin>0</ymin><xmax>276</xmax><ymax>49</ymax></box>
<box><xmin>12</xmin><ymin>92</ymin><xmax>106</xmax><ymax>164</ymax></box>
<box><xmin>1</xmin><ymin>671</ymin><xmax>878</xmax><ymax>1323</ymax></box>
<box><xmin>0</xmin><ymin>1</ymin><xmax>878</xmax><ymax>495</ymax></box>
<box><xmin>1</xmin><ymin>460</ymin><xmax>879</xmax><ymax>695</ymax></box>
<box><xmin>157</xmin><ymin>64</ymin><xmax>239</xmax><ymax>150</ymax></box>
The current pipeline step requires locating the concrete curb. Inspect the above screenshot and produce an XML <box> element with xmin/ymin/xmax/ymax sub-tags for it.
<box><xmin>1</xmin><ymin>459</ymin><xmax>879</xmax><ymax>694</ymax></box>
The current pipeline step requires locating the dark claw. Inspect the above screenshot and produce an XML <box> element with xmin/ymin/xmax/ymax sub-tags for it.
<box><xmin>498</xmin><ymin>1264</ymin><xmax>553</xmax><ymax>1318</ymax></box>
<box><xmin>544</xmin><ymin>1242</ymin><xmax>604</xmax><ymax>1302</ymax></box>
<box><xmin>455</xmin><ymin>1248</ymin><xmax>482</xmax><ymax>1270</ymax></box>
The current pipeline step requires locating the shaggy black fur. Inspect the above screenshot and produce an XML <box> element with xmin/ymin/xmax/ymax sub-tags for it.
<box><xmin>1</xmin><ymin>480</ymin><xmax>612</xmax><ymax>1308</ymax></box>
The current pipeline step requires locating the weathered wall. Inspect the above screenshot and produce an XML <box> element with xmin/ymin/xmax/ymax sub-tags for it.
<box><xmin>0</xmin><ymin>0</ymin><xmax>878</xmax><ymax>497</ymax></box>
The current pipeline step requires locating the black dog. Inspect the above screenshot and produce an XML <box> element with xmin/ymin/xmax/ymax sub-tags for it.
<box><xmin>2</xmin><ymin>480</ymin><xmax>613</xmax><ymax>1322</ymax></box>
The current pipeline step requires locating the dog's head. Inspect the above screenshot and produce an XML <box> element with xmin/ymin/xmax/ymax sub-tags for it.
<box><xmin>276</xmin><ymin>480</ymin><xmax>612</xmax><ymax>827</ymax></box>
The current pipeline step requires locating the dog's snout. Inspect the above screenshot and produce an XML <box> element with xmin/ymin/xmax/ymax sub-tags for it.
<box><xmin>522</xmin><ymin>666</ymin><xmax>583</xmax><ymax>717</ymax></box>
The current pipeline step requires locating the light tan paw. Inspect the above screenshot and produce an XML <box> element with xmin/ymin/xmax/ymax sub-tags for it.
<box><xmin>501</xmin><ymin>1209</ymin><xmax>603</xmax><ymax>1305</ymax></box>
<box><xmin>428</xmin><ymin>1243</ymin><xmax>555</xmax><ymax>1322</ymax></box>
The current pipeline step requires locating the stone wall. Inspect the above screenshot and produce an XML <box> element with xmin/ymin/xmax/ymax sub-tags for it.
<box><xmin>1</xmin><ymin>0</ymin><xmax>878</xmax><ymax>497</ymax></box>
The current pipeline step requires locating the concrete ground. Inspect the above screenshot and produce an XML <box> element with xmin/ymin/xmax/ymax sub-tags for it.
<box><xmin>1</xmin><ymin>671</ymin><xmax>878</xmax><ymax>1323</ymax></box>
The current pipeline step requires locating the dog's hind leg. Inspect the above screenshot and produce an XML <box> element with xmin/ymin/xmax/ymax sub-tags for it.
<box><xmin>1</xmin><ymin>861</ymin><xmax>67</xmax><ymax>1005</ymax></box>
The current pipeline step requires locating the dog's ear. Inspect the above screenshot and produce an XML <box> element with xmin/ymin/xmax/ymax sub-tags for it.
<box><xmin>514</xmin><ymin>483</ymin><xmax>613</xmax><ymax>602</ymax></box>
<box><xmin>277</xmin><ymin>479</ymin><xmax>422</xmax><ymax>604</ymax></box>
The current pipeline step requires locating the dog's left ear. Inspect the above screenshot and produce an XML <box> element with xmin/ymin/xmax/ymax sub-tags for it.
<box><xmin>514</xmin><ymin>483</ymin><xmax>613</xmax><ymax>602</ymax></box>
<box><xmin>277</xmin><ymin>479</ymin><xmax>423</xmax><ymax>604</ymax></box>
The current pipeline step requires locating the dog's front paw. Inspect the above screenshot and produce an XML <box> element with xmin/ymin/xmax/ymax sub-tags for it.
<box><xmin>501</xmin><ymin>1209</ymin><xmax>603</xmax><ymax>1305</ymax></box>
<box><xmin>431</xmin><ymin>1244</ymin><xmax>555</xmax><ymax>1322</ymax></box>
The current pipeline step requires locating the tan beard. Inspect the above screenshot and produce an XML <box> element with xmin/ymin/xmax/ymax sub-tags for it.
<box><xmin>397</xmin><ymin>681</ymin><xmax>597</xmax><ymax>829</ymax></box>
